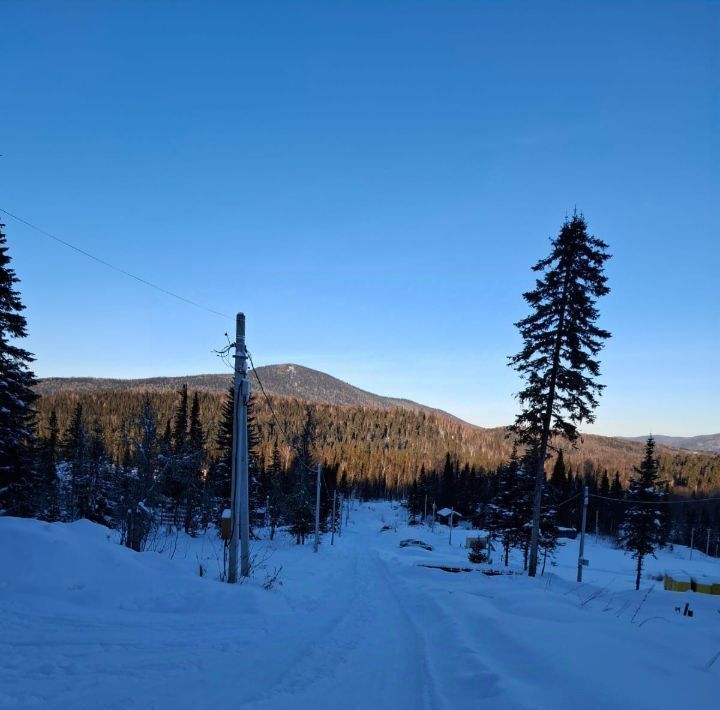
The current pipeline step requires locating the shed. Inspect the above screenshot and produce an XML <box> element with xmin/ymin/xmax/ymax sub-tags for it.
<box><xmin>436</xmin><ymin>508</ymin><xmax>463</xmax><ymax>527</ymax></box>
<box><xmin>664</xmin><ymin>570</ymin><xmax>691</xmax><ymax>592</ymax></box>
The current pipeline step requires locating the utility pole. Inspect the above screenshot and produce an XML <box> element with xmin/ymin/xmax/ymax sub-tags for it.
<box><xmin>706</xmin><ymin>529</ymin><xmax>711</xmax><ymax>557</ymax></box>
<box><xmin>449</xmin><ymin>508</ymin><xmax>454</xmax><ymax>546</ymax></box>
<box><xmin>314</xmin><ymin>463</ymin><xmax>322</xmax><ymax>553</ymax></box>
<box><xmin>432</xmin><ymin>501</ymin><xmax>436</xmax><ymax>531</ymax></box>
<box><xmin>577</xmin><ymin>485</ymin><xmax>589</xmax><ymax>583</ymax></box>
<box><xmin>595</xmin><ymin>508</ymin><xmax>599</xmax><ymax>540</ymax></box>
<box><xmin>424</xmin><ymin>493</ymin><xmax>427</xmax><ymax>525</ymax></box>
<box><xmin>264</xmin><ymin>495</ymin><xmax>270</xmax><ymax>532</ymax></box>
<box><xmin>338</xmin><ymin>495</ymin><xmax>343</xmax><ymax>537</ymax></box>
<box><xmin>690</xmin><ymin>528</ymin><xmax>695</xmax><ymax>560</ymax></box>
<box><xmin>331</xmin><ymin>490</ymin><xmax>337</xmax><ymax>546</ymax></box>
<box><xmin>228</xmin><ymin>313</ymin><xmax>250</xmax><ymax>582</ymax></box>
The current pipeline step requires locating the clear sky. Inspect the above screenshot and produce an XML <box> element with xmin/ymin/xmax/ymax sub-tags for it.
<box><xmin>1</xmin><ymin>1</ymin><xmax>718</xmax><ymax>437</ymax></box>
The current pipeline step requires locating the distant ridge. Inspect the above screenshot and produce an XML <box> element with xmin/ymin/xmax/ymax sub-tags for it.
<box><xmin>35</xmin><ymin>364</ymin><xmax>467</xmax><ymax>424</ymax></box>
<box><xmin>34</xmin><ymin>364</ymin><xmax>720</xmax><ymax>488</ymax></box>
<box><xmin>625</xmin><ymin>433</ymin><xmax>720</xmax><ymax>455</ymax></box>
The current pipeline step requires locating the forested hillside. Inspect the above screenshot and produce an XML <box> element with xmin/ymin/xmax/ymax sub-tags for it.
<box><xmin>35</xmin><ymin>387</ymin><xmax>720</xmax><ymax>494</ymax></box>
<box><xmin>36</xmin><ymin>365</ymin><xmax>462</xmax><ymax>420</ymax></box>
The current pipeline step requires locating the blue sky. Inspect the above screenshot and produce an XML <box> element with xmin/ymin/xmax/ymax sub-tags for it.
<box><xmin>1</xmin><ymin>1</ymin><xmax>718</xmax><ymax>436</ymax></box>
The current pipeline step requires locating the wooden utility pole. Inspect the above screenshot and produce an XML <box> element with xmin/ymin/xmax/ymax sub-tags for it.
<box><xmin>338</xmin><ymin>495</ymin><xmax>343</xmax><ymax>537</ymax></box>
<box><xmin>690</xmin><ymin>528</ymin><xmax>695</xmax><ymax>560</ymax></box>
<box><xmin>595</xmin><ymin>508</ymin><xmax>599</xmax><ymax>539</ymax></box>
<box><xmin>228</xmin><ymin>313</ymin><xmax>250</xmax><ymax>582</ymax></box>
<box><xmin>432</xmin><ymin>501</ymin><xmax>436</xmax><ymax>531</ymax></box>
<box><xmin>314</xmin><ymin>463</ymin><xmax>321</xmax><ymax>553</ymax></box>
<box><xmin>706</xmin><ymin>529</ymin><xmax>711</xmax><ymax>556</ymax></box>
<box><xmin>577</xmin><ymin>485</ymin><xmax>589</xmax><ymax>582</ymax></box>
<box><xmin>449</xmin><ymin>508</ymin><xmax>455</xmax><ymax>546</ymax></box>
<box><xmin>331</xmin><ymin>490</ymin><xmax>337</xmax><ymax>546</ymax></box>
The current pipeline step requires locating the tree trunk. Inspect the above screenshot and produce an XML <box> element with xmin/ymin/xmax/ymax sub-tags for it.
<box><xmin>635</xmin><ymin>555</ymin><xmax>642</xmax><ymax>591</ymax></box>
<box><xmin>528</xmin><ymin>259</ymin><xmax>574</xmax><ymax>576</ymax></box>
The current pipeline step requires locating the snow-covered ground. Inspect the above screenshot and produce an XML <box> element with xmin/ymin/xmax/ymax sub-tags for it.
<box><xmin>1</xmin><ymin>502</ymin><xmax>719</xmax><ymax>709</ymax></box>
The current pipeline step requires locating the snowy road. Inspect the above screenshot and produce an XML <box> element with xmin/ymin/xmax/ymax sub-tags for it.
<box><xmin>2</xmin><ymin>505</ymin><xmax>719</xmax><ymax>709</ymax></box>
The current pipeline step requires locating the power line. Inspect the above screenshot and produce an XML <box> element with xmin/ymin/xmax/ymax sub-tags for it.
<box><xmin>0</xmin><ymin>207</ymin><xmax>231</xmax><ymax>320</ymax></box>
<box><xmin>590</xmin><ymin>493</ymin><xmax>720</xmax><ymax>506</ymax></box>
<box><xmin>553</xmin><ymin>491</ymin><xmax>582</xmax><ymax>508</ymax></box>
<box><xmin>247</xmin><ymin>349</ymin><xmax>317</xmax><ymax>475</ymax></box>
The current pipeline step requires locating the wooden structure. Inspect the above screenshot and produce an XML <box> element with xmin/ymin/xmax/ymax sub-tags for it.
<box><xmin>664</xmin><ymin>570</ymin><xmax>691</xmax><ymax>592</ymax></box>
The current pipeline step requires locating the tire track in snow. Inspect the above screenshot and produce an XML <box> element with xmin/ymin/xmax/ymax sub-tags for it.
<box><xmin>239</xmin><ymin>547</ymin><xmax>438</xmax><ymax>710</ymax></box>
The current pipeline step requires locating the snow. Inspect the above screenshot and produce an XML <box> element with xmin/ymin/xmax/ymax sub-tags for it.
<box><xmin>436</xmin><ymin>507</ymin><xmax>461</xmax><ymax>518</ymax></box>
<box><xmin>1</xmin><ymin>503</ymin><xmax>719</xmax><ymax>709</ymax></box>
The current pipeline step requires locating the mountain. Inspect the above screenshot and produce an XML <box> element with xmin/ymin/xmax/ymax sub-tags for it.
<box><xmin>34</xmin><ymin>364</ymin><xmax>720</xmax><ymax>491</ymax></box>
<box><xmin>35</xmin><ymin>364</ymin><xmax>462</xmax><ymax>421</ymax></box>
<box><xmin>625</xmin><ymin>433</ymin><xmax>720</xmax><ymax>454</ymax></box>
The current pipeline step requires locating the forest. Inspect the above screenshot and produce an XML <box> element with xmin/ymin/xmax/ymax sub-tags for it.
<box><xmin>20</xmin><ymin>384</ymin><xmax>720</xmax><ymax>564</ymax></box>
<box><xmin>35</xmin><ymin>387</ymin><xmax>720</xmax><ymax>494</ymax></box>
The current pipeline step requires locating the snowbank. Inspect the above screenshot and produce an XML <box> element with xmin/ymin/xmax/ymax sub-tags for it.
<box><xmin>1</xmin><ymin>505</ymin><xmax>718</xmax><ymax>709</ymax></box>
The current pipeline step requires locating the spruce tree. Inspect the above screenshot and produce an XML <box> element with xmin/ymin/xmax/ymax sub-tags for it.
<box><xmin>122</xmin><ymin>398</ymin><xmax>160</xmax><ymax>550</ymax></box>
<box><xmin>509</xmin><ymin>213</ymin><xmax>611</xmax><ymax>576</ymax></box>
<box><xmin>440</xmin><ymin>453</ymin><xmax>456</xmax><ymax>511</ymax></box>
<box><xmin>288</xmin><ymin>405</ymin><xmax>316</xmax><ymax>544</ymax></box>
<box><xmin>267</xmin><ymin>441</ymin><xmax>284</xmax><ymax>539</ymax></box>
<box><xmin>620</xmin><ymin>437</ymin><xmax>666</xmax><ymax>590</ymax></box>
<box><xmin>486</xmin><ymin>450</ymin><xmax>534</xmax><ymax>566</ymax></box>
<box><xmin>172</xmin><ymin>384</ymin><xmax>188</xmax><ymax>452</ymax></box>
<box><xmin>86</xmin><ymin>418</ymin><xmax>110</xmax><ymax>523</ymax></box>
<box><xmin>609</xmin><ymin>472</ymin><xmax>624</xmax><ymax>537</ymax></box>
<box><xmin>549</xmin><ymin>449</ymin><xmax>567</xmax><ymax>490</ymax></box>
<box><xmin>34</xmin><ymin>409</ymin><xmax>61</xmax><ymax>520</ymax></box>
<box><xmin>207</xmin><ymin>387</ymin><xmax>262</xmax><ymax>530</ymax></box>
<box><xmin>0</xmin><ymin>223</ymin><xmax>38</xmax><ymax>515</ymax></box>
<box><xmin>63</xmin><ymin>402</ymin><xmax>89</xmax><ymax>520</ymax></box>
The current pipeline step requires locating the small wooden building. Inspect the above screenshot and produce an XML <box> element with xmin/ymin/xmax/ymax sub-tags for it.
<box><xmin>436</xmin><ymin>508</ymin><xmax>463</xmax><ymax>526</ymax></box>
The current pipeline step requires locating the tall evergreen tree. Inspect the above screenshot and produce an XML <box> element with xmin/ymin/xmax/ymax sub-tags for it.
<box><xmin>486</xmin><ymin>449</ymin><xmax>535</xmax><ymax>566</ymax></box>
<box><xmin>620</xmin><ymin>437</ymin><xmax>666</xmax><ymax>590</ymax></box>
<box><xmin>172</xmin><ymin>384</ymin><xmax>189</xmax><ymax>453</ymax></box>
<box><xmin>86</xmin><ymin>418</ymin><xmax>111</xmax><ymax>523</ymax></box>
<box><xmin>122</xmin><ymin>398</ymin><xmax>160</xmax><ymax>551</ymax></box>
<box><xmin>62</xmin><ymin>402</ymin><xmax>89</xmax><ymax>520</ymax></box>
<box><xmin>0</xmin><ymin>223</ymin><xmax>38</xmax><ymax>515</ymax></box>
<box><xmin>440</xmin><ymin>453</ymin><xmax>456</xmax><ymax>511</ymax></box>
<box><xmin>34</xmin><ymin>409</ymin><xmax>60</xmax><ymax>520</ymax></box>
<box><xmin>288</xmin><ymin>406</ymin><xmax>316</xmax><ymax>544</ymax></box>
<box><xmin>549</xmin><ymin>449</ymin><xmax>567</xmax><ymax>490</ymax></box>
<box><xmin>509</xmin><ymin>213</ymin><xmax>611</xmax><ymax>576</ymax></box>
